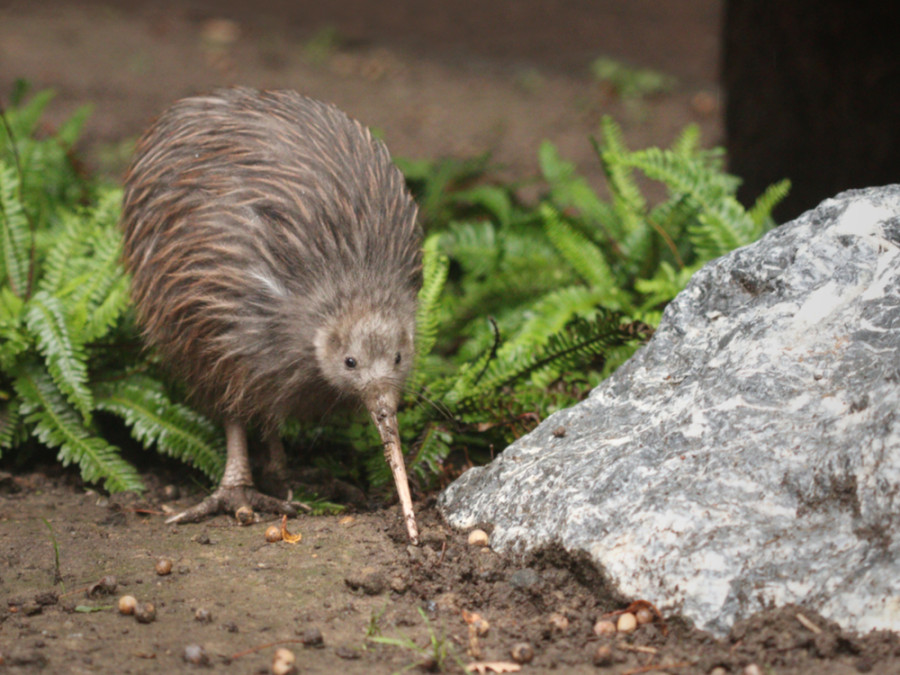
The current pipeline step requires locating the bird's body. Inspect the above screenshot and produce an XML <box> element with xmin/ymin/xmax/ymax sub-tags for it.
<box><xmin>121</xmin><ymin>87</ymin><xmax>421</xmax><ymax>541</ymax></box>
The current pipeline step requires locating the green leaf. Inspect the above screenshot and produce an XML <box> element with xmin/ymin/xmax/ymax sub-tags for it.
<box><xmin>54</xmin><ymin>105</ymin><xmax>93</xmax><ymax>149</ymax></box>
<box><xmin>1</xmin><ymin>89</ymin><xmax>55</xmax><ymax>142</ymax></box>
<box><xmin>453</xmin><ymin>184</ymin><xmax>513</xmax><ymax>227</ymax></box>
<box><xmin>25</xmin><ymin>291</ymin><xmax>93</xmax><ymax>423</ymax></box>
<box><xmin>748</xmin><ymin>178</ymin><xmax>791</xmax><ymax>232</ymax></box>
<box><xmin>14</xmin><ymin>367</ymin><xmax>143</xmax><ymax>493</ymax></box>
<box><xmin>0</xmin><ymin>397</ymin><xmax>21</xmax><ymax>452</ymax></box>
<box><xmin>541</xmin><ymin>203</ymin><xmax>622</xmax><ymax>301</ymax></box>
<box><xmin>74</xmin><ymin>605</ymin><xmax>112</xmax><ymax>613</ymax></box>
<box><xmin>94</xmin><ymin>374</ymin><xmax>225</xmax><ymax>481</ymax></box>
<box><xmin>539</xmin><ymin>140</ymin><xmax>621</xmax><ymax>241</ymax></box>
<box><xmin>409</xmin><ymin>233</ymin><xmax>449</xmax><ymax>393</ymax></box>
<box><xmin>0</xmin><ymin>162</ymin><xmax>31</xmax><ymax>296</ymax></box>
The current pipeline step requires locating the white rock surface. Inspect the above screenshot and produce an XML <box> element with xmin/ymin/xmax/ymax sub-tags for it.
<box><xmin>439</xmin><ymin>185</ymin><xmax>900</xmax><ymax>635</ymax></box>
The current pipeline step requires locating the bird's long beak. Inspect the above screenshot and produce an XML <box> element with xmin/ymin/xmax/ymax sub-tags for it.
<box><xmin>370</xmin><ymin>401</ymin><xmax>419</xmax><ymax>545</ymax></box>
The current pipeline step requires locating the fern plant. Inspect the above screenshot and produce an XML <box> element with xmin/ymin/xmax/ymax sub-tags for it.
<box><xmin>1</xmin><ymin>85</ymin><xmax>790</xmax><ymax>502</ymax></box>
<box><xmin>0</xmin><ymin>88</ymin><xmax>224</xmax><ymax>493</ymax></box>
<box><xmin>358</xmin><ymin>117</ymin><xmax>790</xmax><ymax>487</ymax></box>
<box><xmin>539</xmin><ymin>116</ymin><xmax>790</xmax><ymax>324</ymax></box>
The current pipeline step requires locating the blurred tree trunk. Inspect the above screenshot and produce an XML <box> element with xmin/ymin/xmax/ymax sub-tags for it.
<box><xmin>723</xmin><ymin>2</ymin><xmax>900</xmax><ymax>221</ymax></box>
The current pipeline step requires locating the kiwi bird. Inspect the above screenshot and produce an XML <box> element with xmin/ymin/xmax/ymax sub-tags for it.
<box><xmin>120</xmin><ymin>87</ymin><xmax>421</xmax><ymax>543</ymax></box>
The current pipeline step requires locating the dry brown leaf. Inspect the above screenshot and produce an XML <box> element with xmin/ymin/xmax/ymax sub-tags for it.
<box><xmin>280</xmin><ymin>515</ymin><xmax>302</xmax><ymax>544</ymax></box>
<box><xmin>465</xmin><ymin>661</ymin><xmax>521</xmax><ymax>674</ymax></box>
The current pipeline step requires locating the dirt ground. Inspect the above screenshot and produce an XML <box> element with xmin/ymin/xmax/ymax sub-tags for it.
<box><xmin>1</xmin><ymin>2</ymin><xmax>899</xmax><ymax>674</ymax></box>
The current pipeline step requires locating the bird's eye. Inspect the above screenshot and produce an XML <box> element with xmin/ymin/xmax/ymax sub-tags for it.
<box><xmin>344</xmin><ymin>357</ymin><xmax>357</xmax><ymax>369</ymax></box>
<box><xmin>394</xmin><ymin>352</ymin><xmax>402</xmax><ymax>365</ymax></box>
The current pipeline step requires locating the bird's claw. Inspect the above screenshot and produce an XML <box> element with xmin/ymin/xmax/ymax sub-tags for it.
<box><xmin>164</xmin><ymin>485</ymin><xmax>299</xmax><ymax>524</ymax></box>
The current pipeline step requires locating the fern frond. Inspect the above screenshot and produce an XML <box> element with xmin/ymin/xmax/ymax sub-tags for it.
<box><xmin>688</xmin><ymin>209</ymin><xmax>746</xmax><ymax>261</ymax></box>
<box><xmin>82</xmin><ymin>275</ymin><xmax>130</xmax><ymax>344</ymax></box>
<box><xmin>36</xmin><ymin>209</ymin><xmax>88</xmax><ymax>295</ymax></box>
<box><xmin>635</xmin><ymin>260</ymin><xmax>703</xmax><ymax>313</ymax></box>
<box><xmin>453</xmin><ymin>184</ymin><xmax>514</xmax><ymax>227</ymax></box>
<box><xmin>748</xmin><ymin>178</ymin><xmax>791</xmax><ymax>232</ymax></box>
<box><xmin>506</xmin><ymin>285</ymin><xmax>615</xmax><ymax>351</ymax></box>
<box><xmin>538</xmin><ymin>140</ymin><xmax>621</xmax><ymax>241</ymax></box>
<box><xmin>456</xmin><ymin>311</ymin><xmax>646</xmax><ymax>411</ymax></box>
<box><xmin>595</xmin><ymin>117</ymin><xmax>647</xmax><ymax>239</ymax></box>
<box><xmin>440</xmin><ymin>321</ymin><xmax>503</xmax><ymax>406</ymax></box>
<box><xmin>0</xmin><ymin>162</ymin><xmax>31</xmax><ymax>296</ymax></box>
<box><xmin>25</xmin><ymin>291</ymin><xmax>92</xmax><ymax>422</ymax></box>
<box><xmin>541</xmin><ymin>203</ymin><xmax>622</xmax><ymax>297</ymax></box>
<box><xmin>410</xmin><ymin>233</ymin><xmax>449</xmax><ymax>392</ymax></box>
<box><xmin>94</xmin><ymin>374</ymin><xmax>225</xmax><ymax>481</ymax></box>
<box><xmin>0</xmin><ymin>396</ymin><xmax>21</xmax><ymax>451</ymax></box>
<box><xmin>14</xmin><ymin>366</ymin><xmax>143</xmax><ymax>492</ymax></box>
<box><xmin>53</xmin><ymin>104</ymin><xmax>92</xmax><ymax>150</ymax></box>
<box><xmin>408</xmin><ymin>424</ymin><xmax>452</xmax><ymax>483</ymax></box>
<box><xmin>671</xmin><ymin>124</ymin><xmax>701</xmax><ymax>157</ymax></box>
<box><xmin>66</xmin><ymin>224</ymin><xmax>127</xmax><ymax>340</ymax></box>
<box><xmin>1</xmin><ymin>89</ymin><xmax>55</xmax><ymax>143</ymax></box>
<box><xmin>0</xmin><ymin>287</ymin><xmax>28</xmax><ymax>370</ymax></box>
<box><xmin>441</xmin><ymin>220</ymin><xmax>499</xmax><ymax>278</ymax></box>
<box><xmin>621</xmin><ymin>146</ymin><xmax>755</xmax><ymax>260</ymax></box>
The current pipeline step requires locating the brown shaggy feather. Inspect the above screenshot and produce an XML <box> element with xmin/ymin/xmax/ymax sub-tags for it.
<box><xmin>121</xmin><ymin>87</ymin><xmax>422</xmax><ymax>431</ymax></box>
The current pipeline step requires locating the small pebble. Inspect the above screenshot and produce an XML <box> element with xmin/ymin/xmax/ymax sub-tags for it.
<box><xmin>297</xmin><ymin>627</ymin><xmax>324</xmax><ymax>647</ymax></box>
<box><xmin>344</xmin><ymin>570</ymin><xmax>386</xmax><ymax>596</ymax></box>
<box><xmin>552</xmin><ymin>426</ymin><xmax>566</xmax><ymax>438</ymax></box>
<box><xmin>593</xmin><ymin>619</ymin><xmax>616</xmax><ymax>636</ymax></box>
<box><xmin>709</xmin><ymin>668</ymin><xmax>728</xmax><ymax>675</ymax></box>
<box><xmin>335</xmin><ymin>646</ymin><xmax>361</xmax><ymax>660</ymax></box>
<box><xmin>194</xmin><ymin>607</ymin><xmax>213</xmax><ymax>623</ymax></box>
<box><xmin>272</xmin><ymin>647</ymin><xmax>296</xmax><ymax>675</ymax></box>
<box><xmin>265</xmin><ymin>525</ymin><xmax>282</xmax><ymax>542</ymax></box>
<box><xmin>34</xmin><ymin>591</ymin><xmax>58</xmax><ymax>606</ymax></box>
<box><xmin>744</xmin><ymin>666</ymin><xmax>762</xmax><ymax>675</ymax></box>
<box><xmin>87</xmin><ymin>575</ymin><xmax>118</xmax><ymax>597</ymax></box>
<box><xmin>616</xmin><ymin>612</ymin><xmax>637</xmax><ymax>633</ymax></box>
<box><xmin>593</xmin><ymin>644</ymin><xmax>614</xmax><ymax>667</ymax></box>
<box><xmin>419</xmin><ymin>527</ymin><xmax>446</xmax><ymax>547</ymax></box>
<box><xmin>118</xmin><ymin>595</ymin><xmax>138</xmax><ymax>615</ymax></box>
<box><xmin>635</xmin><ymin>607</ymin><xmax>655</xmax><ymax>625</ymax></box>
<box><xmin>548</xmin><ymin>612</ymin><xmax>569</xmax><ymax>632</ymax></box>
<box><xmin>183</xmin><ymin>644</ymin><xmax>209</xmax><ymax>665</ymax></box>
<box><xmin>389</xmin><ymin>575</ymin><xmax>408</xmax><ymax>594</ymax></box>
<box><xmin>135</xmin><ymin>602</ymin><xmax>157</xmax><ymax>624</ymax></box>
<box><xmin>467</xmin><ymin>529</ymin><xmax>489</xmax><ymax>547</ymax></box>
<box><xmin>434</xmin><ymin>592</ymin><xmax>460</xmax><ymax>613</ymax></box>
<box><xmin>235</xmin><ymin>505</ymin><xmax>255</xmax><ymax>525</ymax></box>
<box><xmin>155</xmin><ymin>558</ymin><xmax>173</xmax><ymax>576</ymax></box>
<box><xmin>510</xmin><ymin>642</ymin><xmax>534</xmax><ymax>664</ymax></box>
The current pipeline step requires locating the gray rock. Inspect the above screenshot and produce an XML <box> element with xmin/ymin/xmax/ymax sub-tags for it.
<box><xmin>439</xmin><ymin>185</ymin><xmax>900</xmax><ymax>636</ymax></box>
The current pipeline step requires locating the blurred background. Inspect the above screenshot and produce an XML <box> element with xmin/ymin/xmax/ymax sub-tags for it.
<box><xmin>0</xmin><ymin>0</ymin><xmax>896</xmax><ymax>220</ymax></box>
<box><xmin>0</xmin><ymin>1</ymin><xmax>722</xmax><ymax>202</ymax></box>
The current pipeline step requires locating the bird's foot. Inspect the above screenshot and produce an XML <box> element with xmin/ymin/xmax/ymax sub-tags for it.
<box><xmin>165</xmin><ymin>485</ymin><xmax>299</xmax><ymax>525</ymax></box>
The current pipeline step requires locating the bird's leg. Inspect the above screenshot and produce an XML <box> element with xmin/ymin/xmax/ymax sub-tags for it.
<box><xmin>256</xmin><ymin>433</ymin><xmax>290</xmax><ymax>499</ymax></box>
<box><xmin>165</xmin><ymin>419</ymin><xmax>298</xmax><ymax>524</ymax></box>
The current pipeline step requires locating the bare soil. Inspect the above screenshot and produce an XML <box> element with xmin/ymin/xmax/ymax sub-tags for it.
<box><xmin>3</xmin><ymin>469</ymin><xmax>900</xmax><ymax>674</ymax></box>
<box><xmin>1</xmin><ymin>2</ymin><xmax>899</xmax><ymax>674</ymax></box>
